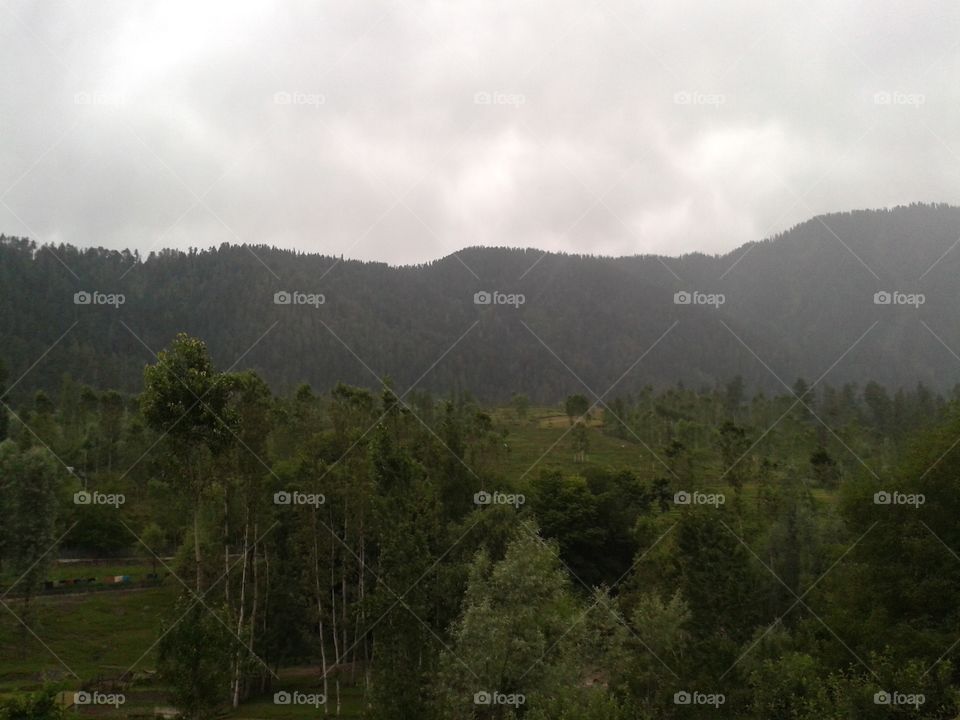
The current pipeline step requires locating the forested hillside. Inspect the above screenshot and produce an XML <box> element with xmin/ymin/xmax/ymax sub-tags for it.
<box><xmin>2</xmin><ymin>331</ymin><xmax>959</xmax><ymax>719</ymax></box>
<box><xmin>2</xmin><ymin>203</ymin><xmax>960</xmax><ymax>402</ymax></box>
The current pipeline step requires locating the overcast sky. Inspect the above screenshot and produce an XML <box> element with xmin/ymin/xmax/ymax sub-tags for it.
<box><xmin>1</xmin><ymin>0</ymin><xmax>959</xmax><ymax>265</ymax></box>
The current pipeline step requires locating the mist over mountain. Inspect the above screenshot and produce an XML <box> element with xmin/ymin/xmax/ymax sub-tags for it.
<box><xmin>3</xmin><ymin>202</ymin><xmax>959</xmax><ymax>403</ymax></box>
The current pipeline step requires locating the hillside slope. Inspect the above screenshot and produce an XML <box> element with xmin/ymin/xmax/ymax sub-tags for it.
<box><xmin>1</xmin><ymin>203</ymin><xmax>958</xmax><ymax>401</ymax></box>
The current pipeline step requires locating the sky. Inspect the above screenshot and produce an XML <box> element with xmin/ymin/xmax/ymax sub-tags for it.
<box><xmin>1</xmin><ymin>0</ymin><xmax>959</xmax><ymax>266</ymax></box>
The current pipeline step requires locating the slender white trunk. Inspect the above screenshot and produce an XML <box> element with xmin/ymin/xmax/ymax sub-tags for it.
<box><xmin>359</xmin><ymin>513</ymin><xmax>368</xmax><ymax>690</ymax></box>
<box><xmin>194</xmin><ymin>501</ymin><xmax>202</xmax><ymax>593</ymax></box>
<box><xmin>249</xmin><ymin>522</ymin><xmax>261</xmax><ymax>691</ymax></box>
<box><xmin>231</xmin><ymin>519</ymin><xmax>249</xmax><ymax>708</ymax></box>
<box><xmin>330</xmin><ymin>538</ymin><xmax>341</xmax><ymax>715</ymax></box>
<box><xmin>224</xmin><ymin>490</ymin><xmax>231</xmax><ymax>606</ymax></box>
<box><xmin>341</xmin><ymin>493</ymin><xmax>349</xmax><ymax>707</ymax></box>
<box><xmin>313</xmin><ymin>526</ymin><xmax>330</xmax><ymax>714</ymax></box>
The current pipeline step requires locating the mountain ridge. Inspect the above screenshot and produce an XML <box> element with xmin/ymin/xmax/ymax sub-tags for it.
<box><xmin>2</xmin><ymin>202</ymin><xmax>959</xmax><ymax>402</ymax></box>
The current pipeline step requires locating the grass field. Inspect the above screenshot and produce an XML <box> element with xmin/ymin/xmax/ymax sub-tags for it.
<box><xmin>0</xmin><ymin>556</ymin><xmax>370</xmax><ymax>718</ymax></box>
<box><xmin>0</xmin><ymin>581</ymin><xmax>176</xmax><ymax>690</ymax></box>
<box><xmin>495</xmin><ymin>407</ymin><xmax>667</xmax><ymax>480</ymax></box>
<box><xmin>494</xmin><ymin>406</ymin><xmax>840</xmax><ymax>507</ymax></box>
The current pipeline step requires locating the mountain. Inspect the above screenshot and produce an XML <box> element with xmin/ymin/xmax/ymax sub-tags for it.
<box><xmin>2</xmin><ymin>203</ymin><xmax>960</xmax><ymax>403</ymax></box>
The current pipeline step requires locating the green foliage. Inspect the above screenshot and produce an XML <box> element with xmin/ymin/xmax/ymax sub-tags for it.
<box><xmin>0</xmin><ymin>442</ymin><xmax>60</xmax><ymax>608</ymax></box>
<box><xmin>436</xmin><ymin>529</ymin><xmax>582</xmax><ymax>717</ymax></box>
<box><xmin>0</xmin><ymin>358</ymin><xmax>8</xmax><ymax>442</ymax></box>
<box><xmin>810</xmin><ymin>447</ymin><xmax>839</xmax><ymax>488</ymax></box>
<box><xmin>0</xmin><ymin>688</ymin><xmax>65</xmax><ymax>720</ymax></box>
<box><xmin>140</xmin><ymin>332</ymin><xmax>236</xmax><ymax>455</ymax></box>
<box><xmin>7</xmin><ymin>206</ymin><xmax>960</xmax><ymax>403</ymax></box>
<box><xmin>157</xmin><ymin>599</ymin><xmax>234</xmax><ymax>720</ymax></box>
<box><xmin>66</xmin><ymin>504</ymin><xmax>132</xmax><ymax>555</ymax></box>
<box><xmin>523</xmin><ymin>686</ymin><xmax>634</xmax><ymax>720</ymax></box>
<box><xmin>140</xmin><ymin>333</ymin><xmax>237</xmax><ymax>593</ymax></box>
<box><xmin>672</xmin><ymin>508</ymin><xmax>761</xmax><ymax>681</ymax></box>
<box><xmin>137</xmin><ymin>521</ymin><xmax>166</xmax><ymax>587</ymax></box>
<box><xmin>510</xmin><ymin>393</ymin><xmax>529</xmax><ymax>421</ymax></box>
<box><xmin>717</xmin><ymin>421</ymin><xmax>750</xmax><ymax>492</ymax></box>
<box><xmin>367</xmin><ymin>403</ymin><xmax>448</xmax><ymax>720</ymax></box>
<box><xmin>530</xmin><ymin>469</ymin><xmax>648</xmax><ymax>587</ymax></box>
<box><xmin>4</xmin><ymin>320</ymin><xmax>960</xmax><ymax>719</ymax></box>
<box><xmin>564</xmin><ymin>394</ymin><xmax>590</xmax><ymax>424</ymax></box>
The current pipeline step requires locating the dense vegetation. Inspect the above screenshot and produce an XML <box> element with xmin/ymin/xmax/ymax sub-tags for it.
<box><xmin>2</xmin><ymin>329</ymin><xmax>960</xmax><ymax>718</ymax></box>
<box><xmin>3</xmin><ymin>203</ymin><xmax>960</xmax><ymax>403</ymax></box>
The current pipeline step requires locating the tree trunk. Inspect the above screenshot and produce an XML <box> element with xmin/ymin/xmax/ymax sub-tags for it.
<box><xmin>340</xmin><ymin>493</ymin><xmax>349</xmax><ymax>709</ymax></box>
<box><xmin>330</xmin><ymin>533</ymin><xmax>341</xmax><ymax>715</ymax></box>
<box><xmin>194</xmin><ymin>499</ymin><xmax>202</xmax><ymax>594</ymax></box>
<box><xmin>231</xmin><ymin>519</ymin><xmax>249</xmax><ymax>708</ymax></box>
<box><xmin>314</xmin><ymin>527</ymin><xmax>330</xmax><ymax>715</ymax></box>
<box><xmin>359</xmin><ymin>514</ymin><xmax>367</xmax><ymax>690</ymax></box>
<box><xmin>249</xmin><ymin>521</ymin><xmax>261</xmax><ymax>693</ymax></box>
<box><xmin>224</xmin><ymin>489</ymin><xmax>231</xmax><ymax>607</ymax></box>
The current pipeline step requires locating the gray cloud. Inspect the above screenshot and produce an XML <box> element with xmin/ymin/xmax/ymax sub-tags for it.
<box><xmin>1</xmin><ymin>0</ymin><xmax>959</xmax><ymax>266</ymax></box>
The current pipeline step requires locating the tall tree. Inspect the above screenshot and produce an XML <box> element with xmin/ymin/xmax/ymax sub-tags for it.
<box><xmin>717</xmin><ymin>420</ymin><xmax>750</xmax><ymax>494</ymax></box>
<box><xmin>367</xmin><ymin>388</ymin><xmax>445</xmax><ymax>720</ymax></box>
<box><xmin>510</xmin><ymin>393</ymin><xmax>529</xmax><ymax>421</ymax></box>
<box><xmin>0</xmin><ymin>442</ymin><xmax>60</xmax><ymax>649</ymax></box>
<box><xmin>565</xmin><ymin>394</ymin><xmax>590</xmax><ymax>425</ymax></box>
<box><xmin>436</xmin><ymin>529</ymin><xmax>582</xmax><ymax>717</ymax></box>
<box><xmin>0</xmin><ymin>359</ymin><xmax>8</xmax><ymax>442</ymax></box>
<box><xmin>157</xmin><ymin>600</ymin><xmax>234</xmax><ymax>720</ymax></box>
<box><xmin>141</xmin><ymin>333</ymin><xmax>236</xmax><ymax>592</ymax></box>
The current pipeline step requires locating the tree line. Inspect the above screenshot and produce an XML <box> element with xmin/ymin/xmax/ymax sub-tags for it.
<box><xmin>2</xmin><ymin>333</ymin><xmax>960</xmax><ymax>717</ymax></box>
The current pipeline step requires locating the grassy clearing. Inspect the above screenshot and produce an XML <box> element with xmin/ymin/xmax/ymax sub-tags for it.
<box><xmin>0</xmin><ymin>582</ymin><xmax>177</xmax><ymax>687</ymax></box>
<box><xmin>0</xmin><ymin>576</ymin><xmax>365</xmax><ymax>718</ymax></box>
<box><xmin>497</xmin><ymin>407</ymin><xmax>673</xmax><ymax>480</ymax></box>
